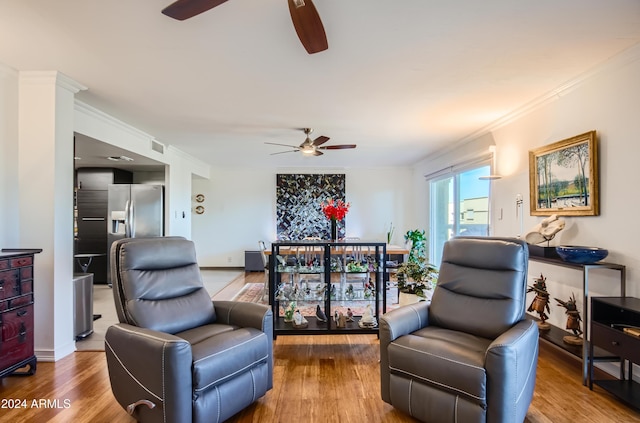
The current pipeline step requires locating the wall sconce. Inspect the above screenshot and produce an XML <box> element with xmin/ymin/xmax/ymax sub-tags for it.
<box><xmin>479</xmin><ymin>145</ymin><xmax>502</xmax><ymax>180</ymax></box>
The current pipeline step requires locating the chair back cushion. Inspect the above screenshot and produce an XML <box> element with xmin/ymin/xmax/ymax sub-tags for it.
<box><xmin>111</xmin><ymin>237</ymin><xmax>216</xmax><ymax>333</ymax></box>
<box><xmin>429</xmin><ymin>236</ymin><xmax>528</xmax><ymax>339</ymax></box>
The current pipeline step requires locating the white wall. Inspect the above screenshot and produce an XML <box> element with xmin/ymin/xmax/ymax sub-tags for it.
<box><xmin>74</xmin><ymin>101</ymin><xmax>210</xmax><ymax>240</ymax></box>
<box><xmin>192</xmin><ymin>167</ymin><xmax>414</xmax><ymax>267</ymax></box>
<box><xmin>491</xmin><ymin>47</ymin><xmax>640</xmax><ymax>328</ymax></box>
<box><xmin>413</xmin><ymin>45</ymin><xmax>640</xmax><ymax>345</ymax></box>
<box><xmin>0</xmin><ymin>60</ymin><xmax>211</xmax><ymax>362</ymax></box>
<box><xmin>18</xmin><ymin>71</ymin><xmax>86</xmax><ymax>361</ymax></box>
<box><xmin>0</xmin><ymin>63</ymin><xmax>19</xmax><ymax>247</ymax></box>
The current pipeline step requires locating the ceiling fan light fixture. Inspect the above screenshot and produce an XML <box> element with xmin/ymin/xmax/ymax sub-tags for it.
<box><xmin>301</xmin><ymin>146</ymin><xmax>316</xmax><ymax>155</ymax></box>
<box><xmin>107</xmin><ymin>155</ymin><xmax>134</xmax><ymax>162</ymax></box>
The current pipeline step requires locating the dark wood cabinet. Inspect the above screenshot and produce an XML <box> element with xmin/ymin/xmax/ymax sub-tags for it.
<box><xmin>76</xmin><ymin>168</ymin><xmax>132</xmax><ymax>190</ymax></box>
<box><xmin>0</xmin><ymin>249</ymin><xmax>41</xmax><ymax>378</ymax></box>
<box><xmin>74</xmin><ymin>168</ymin><xmax>131</xmax><ymax>283</ymax></box>
<box><xmin>590</xmin><ymin>297</ymin><xmax>640</xmax><ymax>411</ymax></box>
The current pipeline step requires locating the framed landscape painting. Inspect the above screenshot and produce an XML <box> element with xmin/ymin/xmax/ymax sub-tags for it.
<box><xmin>529</xmin><ymin>131</ymin><xmax>599</xmax><ymax>216</ymax></box>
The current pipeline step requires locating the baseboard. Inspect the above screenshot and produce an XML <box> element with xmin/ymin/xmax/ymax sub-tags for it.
<box><xmin>36</xmin><ymin>342</ymin><xmax>76</xmax><ymax>362</ymax></box>
<box><xmin>199</xmin><ymin>266</ymin><xmax>244</xmax><ymax>271</ymax></box>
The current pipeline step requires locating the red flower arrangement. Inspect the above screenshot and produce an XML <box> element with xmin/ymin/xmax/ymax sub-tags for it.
<box><xmin>321</xmin><ymin>199</ymin><xmax>350</xmax><ymax>221</ymax></box>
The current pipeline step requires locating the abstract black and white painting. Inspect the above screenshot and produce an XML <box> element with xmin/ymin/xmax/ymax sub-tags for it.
<box><xmin>276</xmin><ymin>174</ymin><xmax>346</xmax><ymax>240</ymax></box>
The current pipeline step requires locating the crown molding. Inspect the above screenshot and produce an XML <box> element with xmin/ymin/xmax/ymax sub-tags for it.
<box><xmin>420</xmin><ymin>42</ymin><xmax>640</xmax><ymax>164</ymax></box>
<box><xmin>19</xmin><ymin>70</ymin><xmax>87</xmax><ymax>93</ymax></box>
<box><xmin>468</xmin><ymin>42</ymin><xmax>640</xmax><ymax>140</ymax></box>
<box><xmin>74</xmin><ymin>100</ymin><xmax>156</xmax><ymax>144</ymax></box>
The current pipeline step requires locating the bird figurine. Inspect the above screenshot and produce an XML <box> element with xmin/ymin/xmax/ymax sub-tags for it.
<box><xmin>346</xmin><ymin>308</ymin><xmax>354</xmax><ymax>322</ymax></box>
<box><xmin>316</xmin><ymin>305</ymin><xmax>327</xmax><ymax>323</ymax></box>
<box><xmin>293</xmin><ymin>309</ymin><xmax>308</xmax><ymax>328</ymax></box>
<box><xmin>336</xmin><ymin>311</ymin><xmax>346</xmax><ymax>328</ymax></box>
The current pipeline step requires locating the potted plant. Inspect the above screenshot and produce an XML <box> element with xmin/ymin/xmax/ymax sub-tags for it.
<box><xmin>404</xmin><ymin>229</ymin><xmax>426</xmax><ymax>264</ymax></box>
<box><xmin>396</xmin><ymin>261</ymin><xmax>439</xmax><ymax>305</ymax></box>
<box><xmin>396</xmin><ymin>229</ymin><xmax>438</xmax><ymax>305</ymax></box>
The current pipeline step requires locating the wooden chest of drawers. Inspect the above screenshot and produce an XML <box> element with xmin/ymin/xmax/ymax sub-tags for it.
<box><xmin>0</xmin><ymin>249</ymin><xmax>40</xmax><ymax>378</ymax></box>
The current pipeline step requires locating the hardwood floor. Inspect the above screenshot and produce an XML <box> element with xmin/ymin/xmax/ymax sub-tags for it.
<box><xmin>1</xmin><ymin>336</ymin><xmax>639</xmax><ymax>423</ymax></box>
<box><xmin>1</xmin><ymin>273</ymin><xmax>638</xmax><ymax>422</ymax></box>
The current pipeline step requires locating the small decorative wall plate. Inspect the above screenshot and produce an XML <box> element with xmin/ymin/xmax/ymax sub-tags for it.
<box><xmin>195</xmin><ymin>205</ymin><xmax>205</xmax><ymax>214</ymax></box>
<box><xmin>195</xmin><ymin>194</ymin><xmax>205</xmax><ymax>203</ymax></box>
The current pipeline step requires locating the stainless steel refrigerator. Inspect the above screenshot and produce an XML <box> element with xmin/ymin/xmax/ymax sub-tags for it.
<box><xmin>107</xmin><ymin>184</ymin><xmax>164</xmax><ymax>283</ymax></box>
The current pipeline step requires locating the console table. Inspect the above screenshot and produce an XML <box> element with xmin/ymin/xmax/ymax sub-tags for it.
<box><xmin>529</xmin><ymin>255</ymin><xmax>626</xmax><ymax>385</ymax></box>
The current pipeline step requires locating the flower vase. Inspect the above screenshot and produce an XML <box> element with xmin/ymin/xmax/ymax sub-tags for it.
<box><xmin>331</xmin><ymin>219</ymin><xmax>338</xmax><ymax>241</ymax></box>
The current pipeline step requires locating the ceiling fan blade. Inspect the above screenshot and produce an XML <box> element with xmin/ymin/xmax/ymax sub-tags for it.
<box><xmin>288</xmin><ymin>0</ymin><xmax>328</xmax><ymax>54</ymax></box>
<box><xmin>313</xmin><ymin>150</ymin><xmax>324</xmax><ymax>156</ymax></box>
<box><xmin>162</xmin><ymin>0</ymin><xmax>229</xmax><ymax>21</ymax></box>
<box><xmin>312</xmin><ymin>136</ymin><xmax>330</xmax><ymax>146</ymax></box>
<box><xmin>319</xmin><ymin>144</ymin><xmax>357</xmax><ymax>150</ymax></box>
<box><xmin>265</xmin><ymin>142</ymin><xmax>300</xmax><ymax>149</ymax></box>
<box><xmin>270</xmin><ymin>150</ymin><xmax>299</xmax><ymax>155</ymax></box>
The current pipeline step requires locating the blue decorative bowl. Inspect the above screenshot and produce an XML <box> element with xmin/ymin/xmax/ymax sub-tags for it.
<box><xmin>555</xmin><ymin>246</ymin><xmax>608</xmax><ymax>264</ymax></box>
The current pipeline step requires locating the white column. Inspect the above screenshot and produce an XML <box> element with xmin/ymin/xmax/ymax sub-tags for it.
<box><xmin>18</xmin><ymin>71</ymin><xmax>86</xmax><ymax>361</ymax></box>
<box><xmin>0</xmin><ymin>63</ymin><xmax>19</xmax><ymax>246</ymax></box>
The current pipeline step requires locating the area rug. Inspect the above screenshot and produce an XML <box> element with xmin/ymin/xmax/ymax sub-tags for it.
<box><xmin>231</xmin><ymin>283</ymin><xmax>409</xmax><ymax>318</ymax></box>
<box><xmin>232</xmin><ymin>282</ymin><xmax>268</xmax><ymax>304</ymax></box>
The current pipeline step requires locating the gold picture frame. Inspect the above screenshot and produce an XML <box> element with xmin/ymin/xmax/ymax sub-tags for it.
<box><xmin>529</xmin><ymin>131</ymin><xmax>599</xmax><ymax>216</ymax></box>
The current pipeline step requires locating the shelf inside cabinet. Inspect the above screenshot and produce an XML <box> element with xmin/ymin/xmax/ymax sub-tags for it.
<box><xmin>592</xmin><ymin>380</ymin><xmax>640</xmax><ymax>412</ymax></box>
<box><xmin>269</xmin><ymin>240</ymin><xmax>386</xmax><ymax>338</ymax></box>
<box><xmin>589</xmin><ymin>297</ymin><xmax>640</xmax><ymax>411</ymax></box>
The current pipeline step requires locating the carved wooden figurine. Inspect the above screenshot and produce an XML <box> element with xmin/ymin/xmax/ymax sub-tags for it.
<box><xmin>555</xmin><ymin>293</ymin><xmax>583</xmax><ymax>345</ymax></box>
<box><xmin>527</xmin><ymin>273</ymin><xmax>551</xmax><ymax>330</ymax></box>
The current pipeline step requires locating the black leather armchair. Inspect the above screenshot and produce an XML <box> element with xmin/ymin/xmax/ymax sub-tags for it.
<box><xmin>380</xmin><ymin>237</ymin><xmax>538</xmax><ymax>423</ymax></box>
<box><xmin>105</xmin><ymin>237</ymin><xmax>273</xmax><ymax>423</ymax></box>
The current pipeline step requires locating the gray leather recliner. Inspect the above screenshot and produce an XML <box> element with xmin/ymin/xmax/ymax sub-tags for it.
<box><xmin>105</xmin><ymin>237</ymin><xmax>273</xmax><ymax>423</ymax></box>
<box><xmin>380</xmin><ymin>237</ymin><xmax>538</xmax><ymax>423</ymax></box>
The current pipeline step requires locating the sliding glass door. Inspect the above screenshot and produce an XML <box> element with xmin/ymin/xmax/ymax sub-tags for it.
<box><xmin>429</xmin><ymin>165</ymin><xmax>491</xmax><ymax>265</ymax></box>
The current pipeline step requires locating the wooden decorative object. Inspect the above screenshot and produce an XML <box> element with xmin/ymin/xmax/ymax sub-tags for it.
<box><xmin>527</xmin><ymin>273</ymin><xmax>551</xmax><ymax>330</ymax></box>
<box><xmin>555</xmin><ymin>293</ymin><xmax>583</xmax><ymax>345</ymax></box>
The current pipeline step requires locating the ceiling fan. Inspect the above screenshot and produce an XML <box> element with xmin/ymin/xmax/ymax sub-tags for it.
<box><xmin>162</xmin><ymin>0</ymin><xmax>328</xmax><ymax>54</ymax></box>
<box><xmin>265</xmin><ymin>128</ymin><xmax>356</xmax><ymax>156</ymax></box>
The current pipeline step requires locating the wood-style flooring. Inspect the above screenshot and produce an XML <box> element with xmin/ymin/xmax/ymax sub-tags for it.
<box><xmin>1</xmin><ymin>272</ymin><xmax>639</xmax><ymax>422</ymax></box>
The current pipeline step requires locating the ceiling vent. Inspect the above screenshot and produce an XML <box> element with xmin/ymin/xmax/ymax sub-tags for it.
<box><xmin>151</xmin><ymin>140</ymin><xmax>165</xmax><ymax>154</ymax></box>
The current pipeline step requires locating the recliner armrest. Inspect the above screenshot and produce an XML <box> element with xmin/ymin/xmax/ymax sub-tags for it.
<box><xmin>485</xmin><ymin>319</ymin><xmax>539</xmax><ymax>423</ymax></box>
<box><xmin>104</xmin><ymin>323</ymin><xmax>193</xmax><ymax>422</ymax></box>
<box><xmin>212</xmin><ymin>301</ymin><xmax>274</xmax><ymax>391</ymax></box>
<box><xmin>213</xmin><ymin>300</ymin><xmax>273</xmax><ymax>333</ymax></box>
<box><xmin>380</xmin><ymin>301</ymin><xmax>430</xmax><ymax>343</ymax></box>
<box><xmin>379</xmin><ymin>301</ymin><xmax>430</xmax><ymax>403</ymax></box>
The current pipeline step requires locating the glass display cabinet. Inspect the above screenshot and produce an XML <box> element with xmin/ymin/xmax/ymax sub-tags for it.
<box><xmin>269</xmin><ymin>240</ymin><xmax>386</xmax><ymax>337</ymax></box>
